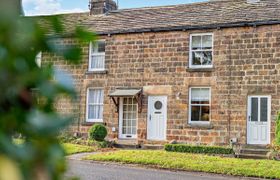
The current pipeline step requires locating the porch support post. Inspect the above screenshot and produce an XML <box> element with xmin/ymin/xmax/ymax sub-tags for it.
<box><xmin>110</xmin><ymin>96</ymin><xmax>119</xmax><ymax>113</ymax></box>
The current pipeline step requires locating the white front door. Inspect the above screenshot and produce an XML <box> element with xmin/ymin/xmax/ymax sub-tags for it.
<box><xmin>147</xmin><ymin>96</ymin><xmax>167</xmax><ymax>141</ymax></box>
<box><xmin>119</xmin><ymin>97</ymin><xmax>138</xmax><ymax>139</ymax></box>
<box><xmin>247</xmin><ymin>96</ymin><xmax>271</xmax><ymax>145</ymax></box>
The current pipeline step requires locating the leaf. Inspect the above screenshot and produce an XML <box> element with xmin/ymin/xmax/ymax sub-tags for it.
<box><xmin>0</xmin><ymin>155</ymin><xmax>22</xmax><ymax>180</ymax></box>
<box><xmin>26</xmin><ymin>110</ymin><xmax>72</xmax><ymax>136</ymax></box>
<box><xmin>75</xmin><ymin>27</ymin><xmax>96</xmax><ymax>43</ymax></box>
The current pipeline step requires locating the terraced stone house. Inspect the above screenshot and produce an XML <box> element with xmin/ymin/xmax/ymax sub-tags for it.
<box><xmin>42</xmin><ymin>0</ymin><xmax>280</xmax><ymax>146</ymax></box>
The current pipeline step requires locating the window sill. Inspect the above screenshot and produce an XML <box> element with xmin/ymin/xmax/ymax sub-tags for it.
<box><xmin>186</xmin><ymin>123</ymin><xmax>213</xmax><ymax>129</ymax></box>
<box><xmin>86</xmin><ymin>70</ymin><xmax>108</xmax><ymax>74</ymax></box>
<box><xmin>186</xmin><ymin>67</ymin><xmax>215</xmax><ymax>72</ymax></box>
<box><xmin>82</xmin><ymin>121</ymin><xmax>104</xmax><ymax>126</ymax></box>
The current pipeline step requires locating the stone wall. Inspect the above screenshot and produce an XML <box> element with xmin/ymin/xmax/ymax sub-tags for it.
<box><xmin>43</xmin><ymin>24</ymin><xmax>280</xmax><ymax>145</ymax></box>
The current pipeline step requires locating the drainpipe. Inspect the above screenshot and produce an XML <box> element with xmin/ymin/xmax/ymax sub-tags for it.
<box><xmin>227</xmin><ymin>35</ymin><xmax>233</xmax><ymax>145</ymax></box>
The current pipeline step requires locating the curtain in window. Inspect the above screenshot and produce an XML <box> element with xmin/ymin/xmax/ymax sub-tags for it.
<box><xmin>88</xmin><ymin>89</ymin><xmax>104</xmax><ymax>121</ymax></box>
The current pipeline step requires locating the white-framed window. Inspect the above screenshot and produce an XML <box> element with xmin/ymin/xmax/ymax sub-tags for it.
<box><xmin>189</xmin><ymin>33</ymin><xmax>213</xmax><ymax>69</ymax></box>
<box><xmin>189</xmin><ymin>87</ymin><xmax>211</xmax><ymax>124</ymax></box>
<box><xmin>89</xmin><ymin>41</ymin><xmax>105</xmax><ymax>71</ymax></box>
<box><xmin>86</xmin><ymin>88</ymin><xmax>104</xmax><ymax>122</ymax></box>
<box><xmin>35</xmin><ymin>52</ymin><xmax>42</xmax><ymax>67</ymax></box>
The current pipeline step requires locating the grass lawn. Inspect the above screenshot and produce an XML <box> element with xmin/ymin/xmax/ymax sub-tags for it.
<box><xmin>86</xmin><ymin>150</ymin><xmax>280</xmax><ymax>179</ymax></box>
<box><xmin>13</xmin><ymin>139</ymin><xmax>96</xmax><ymax>155</ymax></box>
<box><xmin>62</xmin><ymin>143</ymin><xmax>97</xmax><ymax>155</ymax></box>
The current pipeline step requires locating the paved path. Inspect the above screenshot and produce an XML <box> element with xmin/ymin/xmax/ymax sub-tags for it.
<box><xmin>66</xmin><ymin>159</ymin><xmax>261</xmax><ymax>180</ymax></box>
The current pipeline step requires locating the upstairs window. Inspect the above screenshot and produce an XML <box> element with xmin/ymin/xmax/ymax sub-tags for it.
<box><xmin>89</xmin><ymin>41</ymin><xmax>105</xmax><ymax>71</ymax></box>
<box><xmin>190</xmin><ymin>34</ymin><xmax>213</xmax><ymax>68</ymax></box>
<box><xmin>189</xmin><ymin>87</ymin><xmax>211</xmax><ymax>123</ymax></box>
<box><xmin>86</xmin><ymin>88</ymin><xmax>104</xmax><ymax>122</ymax></box>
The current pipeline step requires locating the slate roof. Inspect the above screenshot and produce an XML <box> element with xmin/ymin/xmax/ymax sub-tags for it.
<box><xmin>35</xmin><ymin>0</ymin><xmax>280</xmax><ymax>35</ymax></box>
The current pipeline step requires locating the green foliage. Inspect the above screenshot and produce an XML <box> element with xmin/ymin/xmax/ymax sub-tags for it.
<box><xmin>87</xmin><ymin>150</ymin><xmax>280</xmax><ymax>179</ymax></box>
<box><xmin>88</xmin><ymin>124</ymin><xmax>108</xmax><ymax>142</ymax></box>
<box><xmin>276</xmin><ymin>113</ymin><xmax>280</xmax><ymax>145</ymax></box>
<box><xmin>0</xmin><ymin>1</ymin><xmax>95</xmax><ymax>179</ymax></box>
<box><xmin>95</xmin><ymin>140</ymin><xmax>110</xmax><ymax>148</ymax></box>
<box><xmin>63</xmin><ymin>143</ymin><xmax>96</xmax><ymax>155</ymax></box>
<box><xmin>164</xmin><ymin>144</ymin><xmax>234</xmax><ymax>154</ymax></box>
<box><xmin>58</xmin><ymin>131</ymin><xmax>110</xmax><ymax>148</ymax></box>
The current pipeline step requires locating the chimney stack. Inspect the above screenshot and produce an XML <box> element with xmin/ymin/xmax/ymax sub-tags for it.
<box><xmin>89</xmin><ymin>0</ymin><xmax>118</xmax><ymax>15</ymax></box>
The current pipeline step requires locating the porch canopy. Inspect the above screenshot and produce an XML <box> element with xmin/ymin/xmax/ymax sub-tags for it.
<box><xmin>109</xmin><ymin>88</ymin><xmax>143</xmax><ymax>113</ymax></box>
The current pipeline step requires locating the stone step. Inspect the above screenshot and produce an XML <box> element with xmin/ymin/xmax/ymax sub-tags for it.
<box><xmin>237</xmin><ymin>153</ymin><xmax>268</xmax><ymax>159</ymax></box>
<box><xmin>240</xmin><ymin>148</ymin><xmax>269</xmax><ymax>155</ymax></box>
<box><xmin>141</xmin><ymin>144</ymin><xmax>164</xmax><ymax>150</ymax></box>
<box><xmin>113</xmin><ymin>139</ymin><xmax>141</xmax><ymax>149</ymax></box>
<box><xmin>114</xmin><ymin>143</ymin><xmax>141</xmax><ymax>149</ymax></box>
<box><xmin>241</xmin><ymin>144</ymin><xmax>268</xmax><ymax>150</ymax></box>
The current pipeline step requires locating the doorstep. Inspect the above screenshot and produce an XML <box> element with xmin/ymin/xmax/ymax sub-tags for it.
<box><xmin>114</xmin><ymin>139</ymin><xmax>141</xmax><ymax>149</ymax></box>
<box><xmin>234</xmin><ymin>144</ymin><xmax>270</xmax><ymax>159</ymax></box>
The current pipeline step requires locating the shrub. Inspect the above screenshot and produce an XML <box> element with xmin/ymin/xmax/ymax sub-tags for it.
<box><xmin>165</xmin><ymin>144</ymin><xmax>234</xmax><ymax>155</ymax></box>
<box><xmin>276</xmin><ymin>113</ymin><xmax>280</xmax><ymax>145</ymax></box>
<box><xmin>88</xmin><ymin>124</ymin><xmax>108</xmax><ymax>142</ymax></box>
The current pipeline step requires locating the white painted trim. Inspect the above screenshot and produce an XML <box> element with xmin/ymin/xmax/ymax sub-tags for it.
<box><xmin>118</xmin><ymin>97</ymin><xmax>138</xmax><ymax>139</ymax></box>
<box><xmin>189</xmin><ymin>33</ymin><xmax>214</xmax><ymax>69</ymax></box>
<box><xmin>88</xmin><ymin>40</ymin><xmax>106</xmax><ymax>72</ymax></box>
<box><xmin>247</xmin><ymin>95</ymin><xmax>271</xmax><ymax>145</ymax></box>
<box><xmin>188</xmin><ymin>87</ymin><xmax>211</xmax><ymax>125</ymax></box>
<box><xmin>35</xmin><ymin>52</ymin><xmax>42</xmax><ymax>68</ymax></box>
<box><xmin>86</xmin><ymin>87</ymin><xmax>104</xmax><ymax>123</ymax></box>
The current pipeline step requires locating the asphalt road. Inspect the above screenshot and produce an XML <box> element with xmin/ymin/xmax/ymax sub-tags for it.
<box><xmin>66</xmin><ymin>160</ymin><xmax>259</xmax><ymax>180</ymax></box>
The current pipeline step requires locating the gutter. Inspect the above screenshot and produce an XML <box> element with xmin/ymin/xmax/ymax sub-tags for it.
<box><xmin>97</xmin><ymin>20</ymin><xmax>280</xmax><ymax>35</ymax></box>
<box><xmin>48</xmin><ymin>19</ymin><xmax>280</xmax><ymax>38</ymax></box>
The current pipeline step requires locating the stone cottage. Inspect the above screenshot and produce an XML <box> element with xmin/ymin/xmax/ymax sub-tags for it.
<box><xmin>41</xmin><ymin>0</ymin><xmax>280</xmax><ymax>146</ymax></box>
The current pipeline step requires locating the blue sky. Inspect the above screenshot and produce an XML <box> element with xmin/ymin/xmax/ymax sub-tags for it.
<box><xmin>23</xmin><ymin>0</ymin><xmax>206</xmax><ymax>16</ymax></box>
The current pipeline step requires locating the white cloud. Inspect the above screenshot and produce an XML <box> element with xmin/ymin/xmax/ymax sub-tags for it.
<box><xmin>22</xmin><ymin>0</ymin><xmax>87</xmax><ymax>16</ymax></box>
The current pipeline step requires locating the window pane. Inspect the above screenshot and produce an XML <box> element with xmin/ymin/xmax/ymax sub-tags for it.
<box><xmin>191</xmin><ymin>88</ymin><xmax>210</xmax><ymax>103</ymax></box>
<box><xmin>201</xmin><ymin>51</ymin><xmax>212</xmax><ymax>65</ymax></box>
<box><xmin>201</xmin><ymin>106</ymin><xmax>210</xmax><ymax>121</ymax></box>
<box><xmin>98</xmin><ymin>41</ymin><xmax>105</xmax><ymax>53</ymax></box>
<box><xmin>88</xmin><ymin>90</ymin><xmax>96</xmax><ymax>104</ymax></box>
<box><xmin>192</xmin><ymin>36</ymin><xmax>201</xmax><ymax>50</ymax></box>
<box><xmin>191</xmin><ymin>106</ymin><xmax>200</xmax><ymax>121</ymax></box>
<box><xmin>122</xmin><ymin>127</ymin><xmax>127</xmax><ymax>134</ymax></box>
<box><xmin>91</xmin><ymin>54</ymin><xmax>105</xmax><ymax>69</ymax></box>
<box><xmin>260</xmin><ymin>98</ymin><xmax>268</xmax><ymax>122</ymax></box>
<box><xmin>192</xmin><ymin>52</ymin><xmax>202</xmax><ymax>65</ymax></box>
<box><xmin>202</xmin><ymin>35</ymin><xmax>212</xmax><ymax>49</ymax></box>
<box><xmin>88</xmin><ymin>105</ymin><xmax>94</xmax><ymax>119</ymax></box>
<box><xmin>251</xmin><ymin>98</ymin><xmax>258</xmax><ymax>122</ymax></box>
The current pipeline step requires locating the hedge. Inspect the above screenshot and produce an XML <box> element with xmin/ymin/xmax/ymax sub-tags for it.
<box><xmin>164</xmin><ymin>144</ymin><xmax>234</xmax><ymax>155</ymax></box>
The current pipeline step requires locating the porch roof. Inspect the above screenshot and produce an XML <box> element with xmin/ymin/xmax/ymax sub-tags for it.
<box><xmin>109</xmin><ymin>89</ymin><xmax>142</xmax><ymax>97</ymax></box>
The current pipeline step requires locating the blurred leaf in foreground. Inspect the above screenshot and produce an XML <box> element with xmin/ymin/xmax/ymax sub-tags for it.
<box><xmin>0</xmin><ymin>0</ymin><xmax>95</xmax><ymax>179</ymax></box>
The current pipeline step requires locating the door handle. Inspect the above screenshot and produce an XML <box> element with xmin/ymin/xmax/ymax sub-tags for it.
<box><xmin>248</xmin><ymin>116</ymin><xmax>251</xmax><ymax>121</ymax></box>
<box><xmin>149</xmin><ymin>115</ymin><xmax>151</xmax><ymax>121</ymax></box>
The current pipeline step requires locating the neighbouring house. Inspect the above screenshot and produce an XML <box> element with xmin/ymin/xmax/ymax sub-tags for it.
<box><xmin>40</xmin><ymin>0</ymin><xmax>280</xmax><ymax>146</ymax></box>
